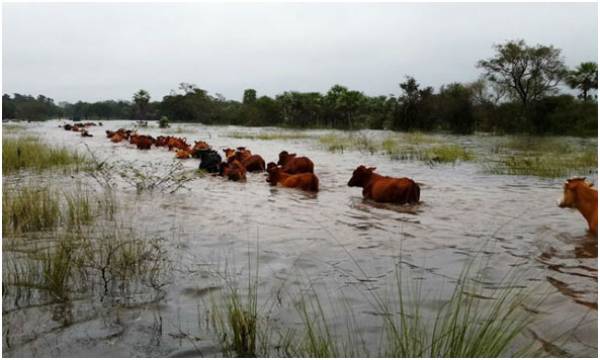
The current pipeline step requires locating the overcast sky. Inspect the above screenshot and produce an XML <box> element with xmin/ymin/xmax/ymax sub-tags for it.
<box><xmin>2</xmin><ymin>2</ymin><xmax>598</xmax><ymax>103</ymax></box>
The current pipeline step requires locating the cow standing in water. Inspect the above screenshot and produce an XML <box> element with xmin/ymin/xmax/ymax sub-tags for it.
<box><xmin>277</xmin><ymin>151</ymin><xmax>314</xmax><ymax>174</ymax></box>
<box><xmin>347</xmin><ymin>165</ymin><xmax>420</xmax><ymax>204</ymax></box>
<box><xmin>559</xmin><ymin>177</ymin><xmax>598</xmax><ymax>235</ymax></box>
<box><xmin>266</xmin><ymin>162</ymin><xmax>319</xmax><ymax>192</ymax></box>
<box><xmin>198</xmin><ymin>149</ymin><xmax>222</xmax><ymax>173</ymax></box>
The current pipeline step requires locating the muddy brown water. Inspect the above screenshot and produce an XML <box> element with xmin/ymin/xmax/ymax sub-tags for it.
<box><xmin>2</xmin><ymin>120</ymin><xmax>597</xmax><ymax>357</ymax></box>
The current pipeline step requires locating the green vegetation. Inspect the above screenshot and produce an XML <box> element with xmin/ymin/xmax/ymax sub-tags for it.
<box><xmin>2</xmin><ymin>183</ymin><xmax>116</xmax><ymax>236</ymax></box>
<box><xmin>319</xmin><ymin>133</ymin><xmax>379</xmax><ymax>154</ymax></box>
<box><xmin>3</xmin><ymin>136</ymin><xmax>88</xmax><ymax>174</ymax></box>
<box><xmin>3</xmin><ymin>225</ymin><xmax>166</xmax><ymax>306</ymax></box>
<box><xmin>2</xmin><ymin>123</ymin><xmax>26</xmax><ymax>133</ymax></box>
<box><xmin>318</xmin><ymin>133</ymin><xmax>473</xmax><ymax>163</ymax></box>
<box><xmin>425</xmin><ymin>144</ymin><xmax>474</xmax><ymax>163</ymax></box>
<box><xmin>163</xmin><ymin>125</ymin><xmax>193</xmax><ymax>134</ymax></box>
<box><xmin>226</xmin><ymin>130</ymin><xmax>313</xmax><ymax>141</ymax></box>
<box><xmin>2</xmin><ymin>181</ymin><xmax>166</xmax><ymax>316</ymax></box>
<box><xmin>207</xmin><ymin>259</ymin><xmax>539</xmax><ymax>357</ymax></box>
<box><xmin>2</xmin><ymin>185</ymin><xmax>60</xmax><ymax>234</ymax></box>
<box><xmin>158</xmin><ymin>115</ymin><xmax>170</xmax><ymax>128</ymax></box>
<box><xmin>4</xmin><ymin>40</ymin><xmax>596</xmax><ymax>136</ymax></box>
<box><xmin>486</xmin><ymin>137</ymin><xmax>597</xmax><ymax>177</ymax></box>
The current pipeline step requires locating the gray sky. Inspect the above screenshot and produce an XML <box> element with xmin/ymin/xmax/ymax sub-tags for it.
<box><xmin>3</xmin><ymin>2</ymin><xmax>598</xmax><ymax>103</ymax></box>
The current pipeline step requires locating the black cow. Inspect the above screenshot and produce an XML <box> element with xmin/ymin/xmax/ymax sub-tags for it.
<box><xmin>198</xmin><ymin>149</ymin><xmax>222</xmax><ymax>173</ymax></box>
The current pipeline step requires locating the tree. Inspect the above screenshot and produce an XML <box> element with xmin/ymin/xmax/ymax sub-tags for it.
<box><xmin>323</xmin><ymin>85</ymin><xmax>365</xmax><ymax>129</ymax></box>
<box><xmin>243</xmin><ymin>89</ymin><xmax>257</xmax><ymax>105</ymax></box>
<box><xmin>566</xmin><ymin>62</ymin><xmax>598</xmax><ymax>102</ymax></box>
<box><xmin>394</xmin><ymin>76</ymin><xmax>435</xmax><ymax>131</ymax></box>
<box><xmin>437</xmin><ymin>83</ymin><xmax>476</xmax><ymax>134</ymax></box>
<box><xmin>2</xmin><ymin>94</ymin><xmax>16</xmax><ymax>119</ymax></box>
<box><xmin>477</xmin><ymin>40</ymin><xmax>567</xmax><ymax>109</ymax></box>
<box><xmin>133</xmin><ymin>89</ymin><xmax>151</xmax><ymax>120</ymax></box>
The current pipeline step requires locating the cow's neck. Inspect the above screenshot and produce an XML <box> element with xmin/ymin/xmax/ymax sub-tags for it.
<box><xmin>362</xmin><ymin>172</ymin><xmax>383</xmax><ymax>187</ymax></box>
<box><xmin>575</xmin><ymin>185</ymin><xmax>598</xmax><ymax>227</ymax></box>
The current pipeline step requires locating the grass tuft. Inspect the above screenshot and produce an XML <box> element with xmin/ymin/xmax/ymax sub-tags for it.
<box><xmin>2</xmin><ymin>186</ymin><xmax>60</xmax><ymax>234</ymax></box>
<box><xmin>3</xmin><ymin>136</ymin><xmax>88</xmax><ymax>174</ymax></box>
<box><xmin>425</xmin><ymin>144</ymin><xmax>474</xmax><ymax>163</ymax></box>
<box><xmin>227</xmin><ymin>131</ymin><xmax>313</xmax><ymax>141</ymax></box>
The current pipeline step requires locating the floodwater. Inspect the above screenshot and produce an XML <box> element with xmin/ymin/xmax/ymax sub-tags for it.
<box><xmin>2</xmin><ymin>120</ymin><xmax>597</xmax><ymax>357</ymax></box>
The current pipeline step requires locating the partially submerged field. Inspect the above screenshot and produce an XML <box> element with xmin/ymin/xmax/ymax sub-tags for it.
<box><xmin>2</xmin><ymin>120</ymin><xmax>597</xmax><ymax>357</ymax></box>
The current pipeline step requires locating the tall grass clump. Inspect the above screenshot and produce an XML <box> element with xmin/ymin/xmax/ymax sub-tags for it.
<box><xmin>64</xmin><ymin>188</ymin><xmax>93</xmax><ymax>228</ymax></box>
<box><xmin>3</xmin><ymin>183</ymin><xmax>118</xmax><ymax>236</ymax></box>
<box><xmin>379</xmin><ymin>267</ymin><xmax>536</xmax><ymax>357</ymax></box>
<box><xmin>425</xmin><ymin>144</ymin><xmax>474</xmax><ymax>163</ymax></box>
<box><xmin>318</xmin><ymin>133</ymin><xmax>378</xmax><ymax>154</ymax></box>
<box><xmin>2</xmin><ymin>123</ymin><xmax>26</xmax><ymax>133</ymax></box>
<box><xmin>3</xmin><ymin>136</ymin><xmax>88</xmax><ymax>174</ymax></box>
<box><xmin>2</xmin><ymin>186</ymin><xmax>60</xmax><ymax>234</ymax></box>
<box><xmin>205</xmin><ymin>255</ymin><xmax>541</xmax><ymax>357</ymax></box>
<box><xmin>487</xmin><ymin>136</ymin><xmax>597</xmax><ymax>177</ymax></box>
<box><xmin>3</xmin><ymin>225</ymin><xmax>168</xmax><ymax>310</ymax></box>
<box><xmin>209</xmin><ymin>257</ymin><xmax>267</xmax><ymax>357</ymax></box>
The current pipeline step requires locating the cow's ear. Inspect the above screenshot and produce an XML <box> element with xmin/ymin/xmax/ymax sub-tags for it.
<box><xmin>290</xmin><ymin>153</ymin><xmax>296</xmax><ymax>157</ymax></box>
<box><xmin>367</xmin><ymin>167</ymin><xmax>376</xmax><ymax>172</ymax></box>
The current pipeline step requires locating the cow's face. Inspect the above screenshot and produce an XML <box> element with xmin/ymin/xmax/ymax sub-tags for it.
<box><xmin>559</xmin><ymin>178</ymin><xmax>592</xmax><ymax>208</ymax></box>
<box><xmin>277</xmin><ymin>151</ymin><xmax>289</xmax><ymax>166</ymax></box>
<box><xmin>266</xmin><ymin>164</ymin><xmax>280</xmax><ymax>184</ymax></box>
<box><xmin>223</xmin><ymin>148</ymin><xmax>236</xmax><ymax>159</ymax></box>
<box><xmin>348</xmin><ymin>166</ymin><xmax>375</xmax><ymax>187</ymax></box>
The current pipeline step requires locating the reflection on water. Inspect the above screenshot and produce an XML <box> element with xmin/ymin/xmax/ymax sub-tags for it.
<box><xmin>2</xmin><ymin>120</ymin><xmax>597</xmax><ymax>357</ymax></box>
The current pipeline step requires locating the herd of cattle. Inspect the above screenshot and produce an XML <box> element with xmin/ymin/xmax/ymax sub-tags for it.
<box><xmin>61</xmin><ymin>123</ymin><xmax>597</xmax><ymax>235</ymax></box>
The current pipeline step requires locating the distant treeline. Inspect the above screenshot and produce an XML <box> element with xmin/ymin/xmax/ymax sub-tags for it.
<box><xmin>3</xmin><ymin>40</ymin><xmax>597</xmax><ymax>136</ymax></box>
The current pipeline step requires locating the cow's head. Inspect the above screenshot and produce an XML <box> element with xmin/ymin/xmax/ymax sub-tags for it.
<box><xmin>348</xmin><ymin>165</ymin><xmax>376</xmax><ymax>187</ymax></box>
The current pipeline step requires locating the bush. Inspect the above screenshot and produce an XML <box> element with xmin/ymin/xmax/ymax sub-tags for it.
<box><xmin>159</xmin><ymin>116</ymin><xmax>170</xmax><ymax>128</ymax></box>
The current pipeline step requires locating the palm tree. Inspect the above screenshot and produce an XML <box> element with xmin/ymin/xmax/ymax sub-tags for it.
<box><xmin>566</xmin><ymin>62</ymin><xmax>598</xmax><ymax>102</ymax></box>
<box><xmin>132</xmin><ymin>89</ymin><xmax>151</xmax><ymax>120</ymax></box>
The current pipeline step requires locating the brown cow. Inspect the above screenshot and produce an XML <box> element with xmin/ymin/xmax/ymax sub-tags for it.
<box><xmin>235</xmin><ymin>147</ymin><xmax>252</xmax><ymax>162</ymax></box>
<box><xmin>559</xmin><ymin>177</ymin><xmax>598</xmax><ymax>235</ymax></box>
<box><xmin>266</xmin><ymin>162</ymin><xmax>319</xmax><ymax>192</ymax></box>
<box><xmin>176</xmin><ymin>149</ymin><xmax>192</xmax><ymax>159</ymax></box>
<box><xmin>219</xmin><ymin>160</ymin><xmax>247</xmax><ymax>182</ymax></box>
<box><xmin>347</xmin><ymin>165</ymin><xmax>420</xmax><ymax>204</ymax></box>
<box><xmin>167</xmin><ymin>137</ymin><xmax>189</xmax><ymax>151</ymax></box>
<box><xmin>242</xmin><ymin>154</ymin><xmax>266</xmax><ymax>172</ymax></box>
<box><xmin>136</xmin><ymin>136</ymin><xmax>154</xmax><ymax>150</ymax></box>
<box><xmin>277</xmin><ymin>151</ymin><xmax>314</xmax><ymax>174</ymax></box>
<box><xmin>155</xmin><ymin>136</ymin><xmax>169</xmax><ymax>147</ymax></box>
<box><xmin>110</xmin><ymin>133</ymin><xmax>126</xmax><ymax>143</ymax></box>
<box><xmin>223</xmin><ymin>148</ymin><xmax>236</xmax><ymax>161</ymax></box>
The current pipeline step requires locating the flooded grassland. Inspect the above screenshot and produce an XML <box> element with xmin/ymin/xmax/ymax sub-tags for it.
<box><xmin>2</xmin><ymin>120</ymin><xmax>597</xmax><ymax>357</ymax></box>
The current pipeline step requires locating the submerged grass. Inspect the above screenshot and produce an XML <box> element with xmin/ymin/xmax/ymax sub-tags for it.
<box><xmin>3</xmin><ymin>221</ymin><xmax>168</xmax><ymax>311</ymax></box>
<box><xmin>3</xmin><ymin>136</ymin><xmax>89</xmax><ymax>174</ymax></box>
<box><xmin>162</xmin><ymin>125</ymin><xmax>195</xmax><ymax>134</ymax></box>
<box><xmin>2</xmin><ymin>186</ymin><xmax>61</xmax><ymax>235</ymax></box>
<box><xmin>206</xmin><ymin>254</ymin><xmax>540</xmax><ymax>357</ymax></box>
<box><xmin>2</xmin><ymin>182</ymin><xmax>117</xmax><ymax>236</ymax></box>
<box><xmin>487</xmin><ymin>136</ymin><xmax>597</xmax><ymax>178</ymax></box>
<box><xmin>425</xmin><ymin>144</ymin><xmax>474</xmax><ymax>163</ymax></box>
<box><xmin>319</xmin><ymin>133</ymin><xmax>473</xmax><ymax>163</ymax></box>
<box><xmin>380</xmin><ymin>266</ymin><xmax>536</xmax><ymax>357</ymax></box>
<box><xmin>2</xmin><ymin>123</ymin><xmax>26</xmax><ymax>133</ymax></box>
<box><xmin>226</xmin><ymin>130</ymin><xmax>313</xmax><ymax>141</ymax></box>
